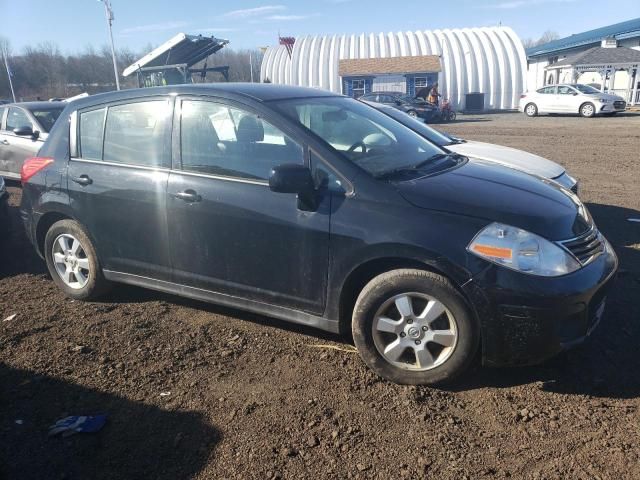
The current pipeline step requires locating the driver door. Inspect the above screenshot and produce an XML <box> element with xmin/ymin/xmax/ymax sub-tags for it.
<box><xmin>166</xmin><ymin>98</ymin><xmax>332</xmax><ymax>314</ymax></box>
<box><xmin>0</xmin><ymin>107</ymin><xmax>43</xmax><ymax>177</ymax></box>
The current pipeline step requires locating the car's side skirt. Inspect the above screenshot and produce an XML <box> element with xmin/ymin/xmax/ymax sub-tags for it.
<box><xmin>103</xmin><ymin>270</ymin><xmax>340</xmax><ymax>334</ymax></box>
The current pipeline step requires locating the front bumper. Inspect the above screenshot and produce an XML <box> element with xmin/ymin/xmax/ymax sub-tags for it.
<box><xmin>463</xmin><ymin>241</ymin><xmax>618</xmax><ymax>366</ymax></box>
<box><xmin>599</xmin><ymin>101</ymin><xmax>626</xmax><ymax>113</ymax></box>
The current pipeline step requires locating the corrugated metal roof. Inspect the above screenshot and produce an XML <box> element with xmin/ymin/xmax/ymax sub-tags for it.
<box><xmin>526</xmin><ymin>17</ymin><xmax>640</xmax><ymax>58</ymax></box>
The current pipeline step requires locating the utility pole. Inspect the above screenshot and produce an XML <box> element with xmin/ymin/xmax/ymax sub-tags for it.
<box><xmin>99</xmin><ymin>0</ymin><xmax>121</xmax><ymax>90</ymax></box>
<box><xmin>2</xmin><ymin>45</ymin><xmax>16</xmax><ymax>102</ymax></box>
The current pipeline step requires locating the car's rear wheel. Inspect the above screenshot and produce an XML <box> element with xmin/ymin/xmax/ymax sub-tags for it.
<box><xmin>44</xmin><ymin>219</ymin><xmax>110</xmax><ymax>300</ymax></box>
<box><xmin>580</xmin><ymin>102</ymin><xmax>596</xmax><ymax>118</ymax></box>
<box><xmin>524</xmin><ymin>103</ymin><xmax>538</xmax><ymax>117</ymax></box>
<box><xmin>351</xmin><ymin>269</ymin><xmax>479</xmax><ymax>385</ymax></box>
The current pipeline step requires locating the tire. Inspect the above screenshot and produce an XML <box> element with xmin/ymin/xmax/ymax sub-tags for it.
<box><xmin>524</xmin><ymin>103</ymin><xmax>538</xmax><ymax>117</ymax></box>
<box><xmin>44</xmin><ymin>219</ymin><xmax>111</xmax><ymax>300</ymax></box>
<box><xmin>407</xmin><ymin>110</ymin><xmax>418</xmax><ymax>118</ymax></box>
<box><xmin>447</xmin><ymin>111</ymin><xmax>457</xmax><ymax>121</ymax></box>
<box><xmin>351</xmin><ymin>269</ymin><xmax>479</xmax><ymax>385</ymax></box>
<box><xmin>580</xmin><ymin>102</ymin><xmax>596</xmax><ymax>118</ymax></box>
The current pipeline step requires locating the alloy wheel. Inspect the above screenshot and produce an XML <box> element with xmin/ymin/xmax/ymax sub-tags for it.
<box><xmin>581</xmin><ymin>104</ymin><xmax>594</xmax><ymax>117</ymax></box>
<box><xmin>372</xmin><ymin>292</ymin><xmax>458</xmax><ymax>371</ymax></box>
<box><xmin>52</xmin><ymin>234</ymin><xmax>91</xmax><ymax>289</ymax></box>
<box><xmin>526</xmin><ymin>104</ymin><xmax>537</xmax><ymax>116</ymax></box>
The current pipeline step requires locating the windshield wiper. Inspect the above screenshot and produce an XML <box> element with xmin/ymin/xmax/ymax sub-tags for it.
<box><xmin>374</xmin><ymin>153</ymin><xmax>454</xmax><ymax>179</ymax></box>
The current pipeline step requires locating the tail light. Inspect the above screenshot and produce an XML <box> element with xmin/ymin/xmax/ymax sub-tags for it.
<box><xmin>21</xmin><ymin>157</ymin><xmax>54</xmax><ymax>184</ymax></box>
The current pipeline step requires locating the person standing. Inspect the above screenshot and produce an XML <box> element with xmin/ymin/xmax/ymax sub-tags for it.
<box><xmin>428</xmin><ymin>83</ymin><xmax>440</xmax><ymax>105</ymax></box>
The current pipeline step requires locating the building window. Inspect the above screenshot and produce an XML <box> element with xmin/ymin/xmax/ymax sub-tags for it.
<box><xmin>352</xmin><ymin>79</ymin><xmax>365</xmax><ymax>98</ymax></box>
<box><xmin>414</xmin><ymin>77</ymin><xmax>427</xmax><ymax>88</ymax></box>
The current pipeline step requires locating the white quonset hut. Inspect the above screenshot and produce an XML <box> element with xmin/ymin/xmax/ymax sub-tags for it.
<box><xmin>260</xmin><ymin>27</ymin><xmax>527</xmax><ymax>110</ymax></box>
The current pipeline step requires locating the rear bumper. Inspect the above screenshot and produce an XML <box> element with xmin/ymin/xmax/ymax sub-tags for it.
<box><xmin>463</xmin><ymin>239</ymin><xmax>618</xmax><ymax>367</ymax></box>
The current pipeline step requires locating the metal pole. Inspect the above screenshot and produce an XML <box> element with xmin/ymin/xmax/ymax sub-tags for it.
<box><xmin>101</xmin><ymin>0</ymin><xmax>120</xmax><ymax>90</ymax></box>
<box><xmin>249</xmin><ymin>51</ymin><xmax>254</xmax><ymax>83</ymax></box>
<box><xmin>2</xmin><ymin>46</ymin><xmax>16</xmax><ymax>102</ymax></box>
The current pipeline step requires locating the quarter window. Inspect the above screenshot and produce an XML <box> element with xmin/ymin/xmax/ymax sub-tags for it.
<box><xmin>79</xmin><ymin>108</ymin><xmax>106</xmax><ymax>161</ymax></box>
<box><xmin>180</xmin><ymin>100</ymin><xmax>303</xmax><ymax>181</ymax></box>
<box><xmin>6</xmin><ymin>108</ymin><xmax>32</xmax><ymax>131</ymax></box>
<box><xmin>103</xmin><ymin>100</ymin><xmax>171</xmax><ymax>167</ymax></box>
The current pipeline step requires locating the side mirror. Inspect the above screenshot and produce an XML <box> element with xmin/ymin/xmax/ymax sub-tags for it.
<box><xmin>13</xmin><ymin>125</ymin><xmax>38</xmax><ymax>139</ymax></box>
<box><xmin>269</xmin><ymin>164</ymin><xmax>317</xmax><ymax>211</ymax></box>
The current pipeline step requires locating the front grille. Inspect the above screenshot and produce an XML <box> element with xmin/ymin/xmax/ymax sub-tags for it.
<box><xmin>614</xmin><ymin>101</ymin><xmax>626</xmax><ymax>110</ymax></box>
<box><xmin>560</xmin><ymin>228</ymin><xmax>604</xmax><ymax>265</ymax></box>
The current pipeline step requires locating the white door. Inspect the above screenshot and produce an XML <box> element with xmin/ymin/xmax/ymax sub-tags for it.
<box><xmin>373</xmin><ymin>75</ymin><xmax>406</xmax><ymax>93</ymax></box>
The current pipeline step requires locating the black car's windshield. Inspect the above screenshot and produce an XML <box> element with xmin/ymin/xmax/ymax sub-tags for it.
<box><xmin>29</xmin><ymin>106</ymin><xmax>64</xmax><ymax>132</ymax></box>
<box><xmin>571</xmin><ymin>84</ymin><xmax>600</xmax><ymax>94</ymax></box>
<box><xmin>378</xmin><ymin>106</ymin><xmax>457</xmax><ymax>147</ymax></box>
<box><xmin>273</xmin><ymin>97</ymin><xmax>447</xmax><ymax>177</ymax></box>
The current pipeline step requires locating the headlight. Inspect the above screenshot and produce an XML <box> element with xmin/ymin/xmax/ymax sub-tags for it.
<box><xmin>468</xmin><ymin>223</ymin><xmax>581</xmax><ymax>277</ymax></box>
<box><xmin>599</xmin><ymin>98</ymin><xmax>609</xmax><ymax>103</ymax></box>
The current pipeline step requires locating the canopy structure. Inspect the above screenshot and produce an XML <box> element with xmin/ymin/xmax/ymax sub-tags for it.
<box><xmin>545</xmin><ymin>45</ymin><xmax>640</xmax><ymax>104</ymax></box>
<box><xmin>123</xmin><ymin>33</ymin><xmax>230</xmax><ymax>87</ymax></box>
<box><xmin>260</xmin><ymin>27</ymin><xmax>527</xmax><ymax>110</ymax></box>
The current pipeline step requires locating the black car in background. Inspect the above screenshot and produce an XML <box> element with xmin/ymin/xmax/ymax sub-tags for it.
<box><xmin>0</xmin><ymin>102</ymin><xmax>65</xmax><ymax>180</ymax></box>
<box><xmin>359</xmin><ymin>91</ymin><xmax>437</xmax><ymax>121</ymax></box>
<box><xmin>20</xmin><ymin>84</ymin><xmax>617</xmax><ymax>385</ymax></box>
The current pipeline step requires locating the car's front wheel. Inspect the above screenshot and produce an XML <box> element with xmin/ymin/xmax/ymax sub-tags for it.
<box><xmin>524</xmin><ymin>103</ymin><xmax>538</xmax><ymax>117</ymax></box>
<box><xmin>44</xmin><ymin>219</ymin><xmax>111</xmax><ymax>300</ymax></box>
<box><xmin>352</xmin><ymin>269</ymin><xmax>479</xmax><ymax>385</ymax></box>
<box><xmin>407</xmin><ymin>110</ymin><xmax>418</xmax><ymax>118</ymax></box>
<box><xmin>580</xmin><ymin>102</ymin><xmax>596</xmax><ymax>118</ymax></box>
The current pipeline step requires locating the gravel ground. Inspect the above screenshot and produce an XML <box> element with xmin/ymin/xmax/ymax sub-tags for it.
<box><xmin>1</xmin><ymin>112</ymin><xmax>639</xmax><ymax>480</ymax></box>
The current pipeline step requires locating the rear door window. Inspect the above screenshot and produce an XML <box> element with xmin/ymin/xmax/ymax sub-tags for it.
<box><xmin>6</xmin><ymin>107</ymin><xmax>32</xmax><ymax>131</ymax></box>
<box><xmin>103</xmin><ymin>100</ymin><xmax>171</xmax><ymax>167</ymax></box>
<box><xmin>180</xmin><ymin>100</ymin><xmax>303</xmax><ymax>181</ymax></box>
<box><xmin>79</xmin><ymin>108</ymin><xmax>106</xmax><ymax>161</ymax></box>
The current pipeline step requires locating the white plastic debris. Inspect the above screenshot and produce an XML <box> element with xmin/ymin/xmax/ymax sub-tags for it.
<box><xmin>3</xmin><ymin>314</ymin><xmax>16</xmax><ymax>322</ymax></box>
<box><xmin>159</xmin><ymin>392</ymin><xmax>171</xmax><ymax>397</ymax></box>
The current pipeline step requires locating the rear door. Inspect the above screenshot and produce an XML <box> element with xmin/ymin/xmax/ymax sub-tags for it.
<box><xmin>0</xmin><ymin>107</ymin><xmax>44</xmax><ymax>178</ymax></box>
<box><xmin>68</xmin><ymin>98</ymin><xmax>173</xmax><ymax>280</ymax></box>
<box><xmin>166</xmin><ymin>97</ymin><xmax>331</xmax><ymax>314</ymax></box>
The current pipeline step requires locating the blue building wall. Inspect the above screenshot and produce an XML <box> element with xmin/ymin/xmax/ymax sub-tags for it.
<box><xmin>343</xmin><ymin>72</ymin><xmax>438</xmax><ymax>97</ymax></box>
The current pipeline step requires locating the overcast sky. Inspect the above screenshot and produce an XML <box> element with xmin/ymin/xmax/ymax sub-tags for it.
<box><xmin>3</xmin><ymin>0</ymin><xmax>640</xmax><ymax>54</ymax></box>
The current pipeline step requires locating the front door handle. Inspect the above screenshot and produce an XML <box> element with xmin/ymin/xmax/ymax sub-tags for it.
<box><xmin>71</xmin><ymin>175</ymin><xmax>93</xmax><ymax>186</ymax></box>
<box><xmin>0</xmin><ymin>139</ymin><xmax>9</xmax><ymax>145</ymax></box>
<box><xmin>172</xmin><ymin>190</ymin><xmax>201</xmax><ymax>203</ymax></box>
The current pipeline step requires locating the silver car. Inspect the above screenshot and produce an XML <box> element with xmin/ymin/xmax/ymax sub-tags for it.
<box><xmin>0</xmin><ymin>102</ymin><xmax>65</xmax><ymax>179</ymax></box>
<box><xmin>519</xmin><ymin>84</ymin><xmax>626</xmax><ymax>118</ymax></box>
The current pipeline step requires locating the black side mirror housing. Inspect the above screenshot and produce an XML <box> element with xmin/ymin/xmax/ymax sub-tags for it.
<box><xmin>13</xmin><ymin>125</ymin><xmax>38</xmax><ymax>139</ymax></box>
<box><xmin>269</xmin><ymin>164</ymin><xmax>317</xmax><ymax>211</ymax></box>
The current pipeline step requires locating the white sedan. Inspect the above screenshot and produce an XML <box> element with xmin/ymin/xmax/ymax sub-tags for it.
<box><xmin>362</xmin><ymin>100</ymin><xmax>579</xmax><ymax>193</ymax></box>
<box><xmin>519</xmin><ymin>84</ymin><xmax>626</xmax><ymax>118</ymax></box>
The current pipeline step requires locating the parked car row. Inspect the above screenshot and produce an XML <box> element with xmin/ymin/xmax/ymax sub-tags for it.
<box><xmin>19</xmin><ymin>84</ymin><xmax>617</xmax><ymax>386</ymax></box>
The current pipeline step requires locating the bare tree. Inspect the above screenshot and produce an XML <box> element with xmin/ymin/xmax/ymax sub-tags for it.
<box><xmin>523</xmin><ymin>30</ymin><xmax>561</xmax><ymax>49</ymax></box>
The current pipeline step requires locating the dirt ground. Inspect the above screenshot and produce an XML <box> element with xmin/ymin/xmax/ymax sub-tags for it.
<box><xmin>1</xmin><ymin>112</ymin><xmax>640</xmax><ymax>480</ymax></box>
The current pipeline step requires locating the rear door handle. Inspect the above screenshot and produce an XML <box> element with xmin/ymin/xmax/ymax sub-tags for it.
<box><xmin>71</xmin><ymin>175</ymin><xmax>93</xmax><ymax>186</ymax></box>
<box><xmin>172</xmin><ymin>190</ymin><xmax>201</xmax><ymax>203</ymax></box>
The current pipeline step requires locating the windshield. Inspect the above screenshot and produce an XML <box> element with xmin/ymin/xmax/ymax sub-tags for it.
<box><xmin>377</xmin><ymin>106</ymin><xmax>456</xmax><ymax>147</ymax></box>
<box><xmin>572</xmin><ymin>84</ymin><xmax>600</xmax><ymax>94</ymax></box>
<box><xmin>30</xmin><ymin>107</ymin><xmax>64</xmax><ymax>132</ymax></box>
<box><xmin>272</xmin><ymin>97</ymin><xmax>446</xmax><ymax>177</ymax></box>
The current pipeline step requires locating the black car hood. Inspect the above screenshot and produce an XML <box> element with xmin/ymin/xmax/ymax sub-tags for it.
<box><xmin>397</xmin><ymin>160</ymin><xmax>591</xmax><ymax>241</ymax></box>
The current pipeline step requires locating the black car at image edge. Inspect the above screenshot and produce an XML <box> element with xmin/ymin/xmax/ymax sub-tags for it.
<box><xmin>19</xmin><ymin>84</ymin><xmax>618</xmax><ymax>385</ymax></box>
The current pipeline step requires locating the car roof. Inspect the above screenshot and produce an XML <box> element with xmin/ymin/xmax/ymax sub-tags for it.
<box><xmin>66</xmin><ymin>83</ymin><xmax>342</xmax><ymax>110</ymax></box>
<box><xmin>5</xmin><ymin>101</ymin><xmax>66</xmax><ymax>111</ymax></box>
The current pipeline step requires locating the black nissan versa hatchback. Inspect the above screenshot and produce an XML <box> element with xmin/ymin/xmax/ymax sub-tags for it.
<box><xmin>20</xmin><ymin>84</ymin><xmax>617</xmax><ymax>385</ymax></box>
